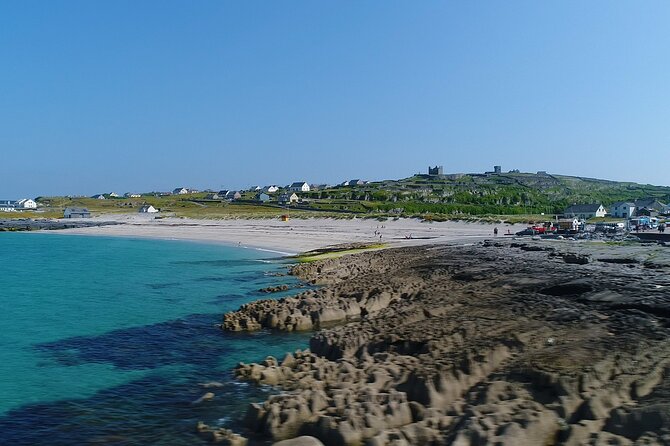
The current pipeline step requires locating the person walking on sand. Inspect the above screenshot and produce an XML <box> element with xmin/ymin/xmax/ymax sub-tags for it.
<box><xmin>494</xmin><ymin>227</ymin><xmax>498</xmax><ymax>237</ymax></box>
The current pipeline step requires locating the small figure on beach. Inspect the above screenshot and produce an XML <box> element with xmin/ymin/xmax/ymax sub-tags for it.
<box><xmin>379</xmin><ymin>234</ymin><xmax>383</xmax><ymax>241</ymax></box>
<box><xmin>494</xmin><ymin>227</ymin><xmax>498</xmax><ymax>237</ymax></box>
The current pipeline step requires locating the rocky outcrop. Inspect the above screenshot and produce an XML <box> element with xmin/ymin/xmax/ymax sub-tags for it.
<box><xmin>214</xmin><ymin>239</ymin><xmax>670</xmax><ymax>445</ymax></box>
<box><xmin>196</xmin><ymin>422</ymin><xmax>248</xmax><ymax>445</ymax></box>
<box><xmin>259</xmin><ymin>284</ymin><xmax>290</xmax><ymax>293</ymax></box>
<box><xmin>222</xmin><ymin>248</ymin><xmax>425</xmax><ymax>332</ymax></box>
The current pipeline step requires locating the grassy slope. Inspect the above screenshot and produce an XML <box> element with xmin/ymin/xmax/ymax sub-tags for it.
<box><xmin>7</xmin><ymin>173</ymin><xmax>669</xmax><ymax>221</ymax></box>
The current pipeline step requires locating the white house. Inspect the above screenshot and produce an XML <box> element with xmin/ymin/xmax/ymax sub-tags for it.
<box><xmin>92</xmin><ymin>194</ymin><xmax>106</xmax><ymax>200</ymax></box>
<box><xmin>139</xmin><ymin>205</ymin><xmax>159</xmax><ymax>213</ymax></box>
<box><xmin>264</xmin><ymin>185</ymin><xmax>280</xmax><ymax>194</ymax></box>
<box><xmin>64</xmin><ymin>207</ymin><xmax>91</xmax><ymax>218</ymax></box>
<box><xmin>17</xmin><ymin>199</ymin><xmax>37</xmax><ymax>209</ymax></box>
<box><xmin>109</xmin><ymin>192</ymin><xmax>120</xmax><ymax>198</ymax></box>
<box><xmin>563</xmin><ymin>203</ymin><xmax>607</xmax><ymax>220</ymax></box>
<box><xmin>609</xmin><ymin>202</ymin><xmax>636</xmax><ymax>219</ymax></box>
<box><xmin>125</xmin><ymin>193</ymin><xmax>141</xmax><ymax>198</ymax></box>
<box><xmin>279</xmin><ymin>193</ymin><xmax>299</xmax><ymax>204</ymax></box>
<box><xmin>256</xmin><ymin>193</ymin><xmax>270</xmax><ymax>203</ymax></box>
<box><xmin>289</xmin><ymin>182</ymin><xmax>310</xmax><ymax>192</ymax></box>
<box><xmin>173</xmin><ymin>187</ymin><xmax>189</xmax><ymax>195</ymax></box>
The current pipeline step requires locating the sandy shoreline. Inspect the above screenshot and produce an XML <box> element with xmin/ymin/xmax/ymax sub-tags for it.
<box><xmin>42</xmin><ymin>215</ymin><xmax>527</xmax><ymax>254</ymax></box>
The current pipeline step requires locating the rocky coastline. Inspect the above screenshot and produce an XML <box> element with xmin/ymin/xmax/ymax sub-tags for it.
<box><xmin>0</xmin><ymin>218</ymin><xmax>120</xmax><ymax>232</ymax></box>
<box><xmin>206</xmin><ymin>239</ymin><xmax>670</xmax><ymax>446</ymax></box>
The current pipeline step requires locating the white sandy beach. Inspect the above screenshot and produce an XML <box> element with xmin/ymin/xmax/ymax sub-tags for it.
<box><xmin>49</xmin><ymin>215</ymin><xmax>528</xmax><ymax>254</ymax></box>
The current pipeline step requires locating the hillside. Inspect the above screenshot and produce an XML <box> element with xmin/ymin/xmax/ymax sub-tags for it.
<box><xmin>301</xmin><ymin>172</ymin><xmax>670</xmax><ymax>216</ymax></box>
<box><xmin>22</xmin><ymin>172</ymin><xmax>670</xmax><ymax>221</ymax></box>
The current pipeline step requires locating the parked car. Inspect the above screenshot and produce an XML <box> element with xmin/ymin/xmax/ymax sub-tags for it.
<box><xmin>515</xmin><ymin>228</ymin><xmax>537</xmax><ymax>236</ymax></box>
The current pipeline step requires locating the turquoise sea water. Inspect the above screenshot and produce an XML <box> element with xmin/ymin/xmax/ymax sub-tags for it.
<box><xmin>0</xmin><ymin>233</ymin><xmax>310</xmax><ymax>445</ymax></box>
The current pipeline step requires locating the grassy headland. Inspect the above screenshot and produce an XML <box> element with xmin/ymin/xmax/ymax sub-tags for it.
<box><xmin>11</xmin><ymin>171</ymin><xmax>670</xmax><ymax>222</ymax></box>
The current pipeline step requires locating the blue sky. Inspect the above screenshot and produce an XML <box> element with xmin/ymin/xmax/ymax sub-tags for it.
<box><xmin>1</xmin><ymin>1</ymin><xmax>669</xmax><ymax>198</ymax></box>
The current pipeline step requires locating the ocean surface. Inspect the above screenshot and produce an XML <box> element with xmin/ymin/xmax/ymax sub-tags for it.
<box><xmin>0</xmin><ymin>232</ymin><xmax>310</xmax><ymax>445</ymax></box>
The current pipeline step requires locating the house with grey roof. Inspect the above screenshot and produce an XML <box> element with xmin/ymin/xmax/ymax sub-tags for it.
<box><xmin>256</xmin><ymin>193</ymin><xmax>270</xmax><ymax>203</ymax></box>
<box><xmin>563</xmin><ymin>203</ymin><xmax>606</xmax><ymax>220</ymax></box>
<box><xmin>224</xmin><ymin>191</ymin><xmax>242</xmax><ymax>201</ymax></box>
<box><xmin>64</xmin><ymin>207</ymin><xmax>91</xmax><ymax>218</ymax></box>
<box><xmin>634</xmin><ymin>198</ymin><xmax>666</xmax><ymax>213</ymax></box>
<box><xmin>348</xmin><ymin>179</ymin><xmax>366</xmax><ymax>186</ymax></box>
<box><xmin>289</xmin><ymin>182</ymin><xmax>310</xmax><ymax>192</ymax></box>
<box><xmin>610</xmin><ymin>202</ymin><xmax>636</xmax><ymax>219</ymax></box>
<box><xmin>278</xmin><ymin>193</ymin><xmax>299</xmax><ymax>205</ymax></box>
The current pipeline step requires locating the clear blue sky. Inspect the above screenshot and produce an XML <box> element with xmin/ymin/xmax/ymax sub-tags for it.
<box><xmin>1</xmin><ymin>1</ymin><xmax>669</xmax><ymax>198</ymax></box>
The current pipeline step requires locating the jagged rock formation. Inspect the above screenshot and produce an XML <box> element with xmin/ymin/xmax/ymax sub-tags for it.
<box><xmin>222</xmin><ymin>248</ymin><xmax>424</xmax><ymax>332</ymax></box>
<box><xmin>221</xmin><ymin>240</ymin><xmax>670</xmax><ymax>445</ymax></box>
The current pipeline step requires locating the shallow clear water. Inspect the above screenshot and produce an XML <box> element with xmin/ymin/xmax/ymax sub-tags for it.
<box><xmin>0</xmin><ymin>233</ymin><xmax>310</xmax><ymax>445</ymax></box>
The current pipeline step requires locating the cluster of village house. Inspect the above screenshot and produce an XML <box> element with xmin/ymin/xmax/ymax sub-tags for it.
<box><xmin>0</xmin><ymin>199</ymin><xmax>37</xmax><ymax>212</ymax></box>
<box><xmin>563</xmin><ymin>199</ymin><xmax>670</xmax><ymax>223</ymax></box>
<box><xmin>2</xmin><ymin>180</ymin><xmax>366</xmax><ymax>218</ymax></box>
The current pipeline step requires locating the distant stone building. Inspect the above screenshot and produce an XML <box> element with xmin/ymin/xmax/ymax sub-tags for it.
<box><xmin>64</xmin><ymin>207</ymin><xmax>91</xmax><ymax>218</ymax></box>
<box><xmin>610</xmin><ymin>202</ymin><xmax>636</xmax><ymax>219</ymax></box>
<box><xmin>428</xmin><ymin>165</ymin><xmax>443</xmax><ymax>176</ymax></box>
<box><xmin>494</xmin><ymin>165</ymin><xmax>502</xmax><ymax>174</ymax></box>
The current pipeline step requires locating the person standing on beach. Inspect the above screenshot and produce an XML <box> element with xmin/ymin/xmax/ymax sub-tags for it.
<box><xmin>494</xmin><ymin>227</ymin><xmax>498</xmax><ymax>237</ymax></box>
